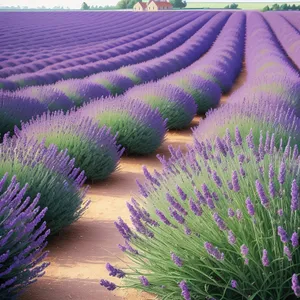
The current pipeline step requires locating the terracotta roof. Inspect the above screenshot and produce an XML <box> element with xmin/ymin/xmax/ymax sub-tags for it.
<box><xmin>136</xmin><ymin>1</ymin><xmax>147</xmax><ymax>8</ymax></box>
<box><xmin>150</xmin><ymin>1</ymin><xmax>173</xmax><ymax>7</ymax></box>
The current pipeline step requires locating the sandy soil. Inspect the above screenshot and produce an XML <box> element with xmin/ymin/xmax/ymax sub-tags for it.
<box><xmin>20</xmin><ymin>68</ymin><xmax>246</xmax><ymax>300</ymax></box>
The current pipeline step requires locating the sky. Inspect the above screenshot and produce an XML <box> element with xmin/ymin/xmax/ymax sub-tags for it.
<box><xmin>0</xmin><ymin>0</ymin><xmax>297</xmax><ymax>9</ymax></box>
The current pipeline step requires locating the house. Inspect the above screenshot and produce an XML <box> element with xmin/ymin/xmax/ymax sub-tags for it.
<box><xmin>133</xmin><ymin>1</ymin><xmax>147</xmax><ymax>11</ymax></box>
<box><xmin>133</xmin><ymin>0</ymin><xmax>173</xmax><ymax>11</ymax></box>
<box><xmin>147</xmin><ymin>0</ymin><xmax>173</xmax><ymax>11</ymax></box>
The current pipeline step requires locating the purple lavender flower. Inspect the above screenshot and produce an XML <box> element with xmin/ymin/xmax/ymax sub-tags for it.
<box><xmin>100</xmin><ymin>279</ymin><xmax>117</xmax><ymax>291</ymax></box>
<box><xmin>207</xmin><ymin>197</ymin><xmax>215</xmax><ymax>210</ymax></box>
<box><xmin>278</xmin><ymin>161</ymin><xmax>286</xmax><ymax>185</ymax></box>
<box><xmin>136</xmin><ymin>180</ymin><xmax>148</xmax><ymax>198</ymax></box>
<box><xmin>179</xmin><ymin>280</ymin><xmax>191</xmax><ymax>300</ymax></box>
<box><xmin>169</xmin><ymin>208</ymin><xmax>185</xmax><ymax>224</ymax></box>
<box><xmin>269</xmin><ymin>179</ymin><xmax>276</xmax><ymax>199</ymax></box>
<box><xmin>232</xmin><ymin>171</ymin><xmax>240</xmax><ymax>192</ymax></box>
<box><xmin>246</xmin><ymin>129</ymin><xmax>254</xmax><ymax>149</ymax></box>
<box><xmin>106</xmin><ymin>263</ymin><xmax>125</xmax><ymax>278</ymax></box>
<box><xmin>228</xmin><ymin>208</ymin><xmax>235</xmax><ymax>217</ymax></box>
<box><xmin>277</xmin><ymin>209</ymin><xmax>284</xmax><ymax>217</ymax></box>
<box><xmin>284</xmin><ymin>245</ymin><xmax>292</xmax><ymax>261</ymax></box>
<box><xmin>212</xmin><ymin>171</ymin><xmax>222</xmax><ymax>187</ymax></box>
<box><xmin>213</xmin><ymin>213</ymin><xmax>227</xmax><ymax>231</ymax></box>
<box><xmin>156</xmin><ymin>209</ymin><xmax>172</xmax><ymax>226</ymax></box>
<box><xmin>171</xmin><ymin>252</ymin><xmax>183</xmax><ymax>267</ymax></box>
<box><xmin>114</xmin><ymin>217</ymin><xmax>132</xmax><ymax>240</ymax></box>
<box><xmin>291</xmin><ymin>179</ymin><xmax>299</xmax><ymax>211</ymax></box>
<box><xmin>241</xmin><ymin>244</ymin><xmax>249</xmax><ymax>257</ymax></box>
<box><xmin>236</xmin><ymin>209</ymin><xmax>243</xmax><ymax>221</ymax></box>
<box><xmin>240</xmin><ymin>167</ymin><xmax>246</xmax><ymax>177</ymax></box>
<box><xmin>291</xmin><ymin>232</ymin><xmax>299</xmax><ymax>248</ymax></box>
<box><xmin>189</xmin><ymin>198</ymin><xmax>202</xmax><ymax>216</ymax></box>
<box><xmin>202</xmin><ymin>183</ymin><xmax>212</xmax><ymax>200</ymax></box>
<box><xmin>139</xmin><ymin>276</ymin><xmax>149</xmax><ymax>286</ymax></box>
<box><xmin>256</xmin><ymin>180</ymin><xmax>269</xmax><ymax>208</ymax></box>
<box><xmin>245</xmin><ymin>197</ymin><xmax>255</xmax><ymax>216</ymax></box>
<box><xmin>278</xmin><ymin>226</ymin><xmax>289</xmax><ymax>243</ymax></box>
<box><xmin>142</xmin><ymin>166</ymin><xmax>160</xmax><ymax>186</ymax></box>
<box><xmin>184</xmin><ymin>226</ymin><xmax>191</xmax><ymax>235</ymax></box>
<box><xmin>231</xmin><ymin>280</ymin><xmax>238</xmax><ymax>289</ymax></box>
<box><xmin>177</xmin><ymin>185</ymin><xmax>187</xmax><ymax>201</ymax></box>
<box><xmin>235</xmin><ymin>127</ymin><xmax>242</xmax><ymax>146</ymax></box>
<box><xmin>262</xmin><ymin>249</ymin><xmax>269</xmax><ymax>267</ymax></box>
<box><xmin>228</xmin><ymin>230</ymin><xmax>236</xmax><ymax>245</ymax></box>
<box><xmin>292</xmin><ymin>274</ymin><xmax>300</xmax><ymax>297</ymax></box>
<box><xmin>204</xmin><ymin>242</ymin><xmax>224</xmax><ymax>261</ymax></box>
<box><xmin>166</xmin><ymin>193</ymin><xmax>187</xmax><ymax>216</ymax></box>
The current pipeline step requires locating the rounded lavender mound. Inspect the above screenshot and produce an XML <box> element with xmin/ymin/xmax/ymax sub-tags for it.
<box><xmin>166</xmin><ymin>74</ymin><xmax>222</xmax><ymax>114</ymax></box>
<box><xmin>15</xmin><ymin>112</ymin><xmax>124</xmax><ymax>181</ymax></box>
<box><xmin>78</xmin><ymin>97</ymin><xmax>167</xmax><ymax>155</ymax></box>
<box><xmin>0</xmin><ymin>92</ymin><xmax>47</xmax><ymax>137</ymax></box>
<box><xmin>0</xmin><ymin>79</ymin><xmax>18</xmax><ymax>91</ymax></box>
<box><xmin>101</xmin><ymin>129</ymin><xmax>300</xmax><ymax>299</ymax></box>
<box><xmin>125</xmin><ymin>83</ymin><xmax>197</xmax><ymax>129</ymax></box>
<box><xmin>89</xmin><ymin>73</ymin><xmax>134</xmax><ymax>96</ymax></box>
<box><xmin>54</xmin><ymin>79</ymin><xmax>111</xmax><ymax>107</ymax></box>
<box><xmin>0</xmin><ymin>174</ymin><xmax>49</xmax><ymax>299</ymax></box>
<box><xmin>117</xmin><ymin>66</ymin><xmax>155</xmax><ymax>84</ymax></box>
<box><xmin>0</xmin><ymin>136</ymin><xmax>89</xmax><ymax>234</ymax></box>
<box><xmin>193</xmin><ymin>98</ymin><xmax>300</xmax><ymax>148</ymax></box>
<box><xmin>16</xmin><ymin>86</ymin><xmax>74</xmax><ymax>112</ymax></box>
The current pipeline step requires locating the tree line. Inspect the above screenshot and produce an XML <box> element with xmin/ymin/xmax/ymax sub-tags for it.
<box><xmin>262</xmin><ymin>3</ymin><xmax>300</xmax><ymax>11</ymax></box>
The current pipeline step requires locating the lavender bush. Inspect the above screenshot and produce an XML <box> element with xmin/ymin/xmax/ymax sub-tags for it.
<box><xmin>101</xmin><ymin>129</ymin><xmax>300</xmax><ymax>299</ymax></box>
<box><xmin>125</xmin><ymin>83</ymin><xmax>197</xmax><ymax>129</ymax></box>
<box><xmin>15</xmin><ymin>111</ymin><xmax>124</xmax><ymax>181</ymax></box>
<box><xmin>0</xmin><ymin>135</ymin><xmax>89</xmax><ymax>234</ymax></box>
<box><xmin>78</xmin><ymin>97</ymin><xmax>167</xmax><ymax>155</ymax></box>
<box><xmin>0</xmin><ymin>174</ymin><xmax>49</xmax><ymax>299</ymax></box>
<box><xmin>165</xmin><ymin>75</ymin><xmax>221</xmax><ymax>114</ymax></box>
<box><xmin>54</xmin><ymin>79</ymin><xmax>111</xmax><ymax>107</ymax></box>
<box><xmin>193</xmin><ymin>97</ymin><xmax>300</xmax><ymax>148</ymax></box>
<box><xmin>0</xmin><ymin>92</ymin><xmax>47</xmax><ymax>137</ymax></box>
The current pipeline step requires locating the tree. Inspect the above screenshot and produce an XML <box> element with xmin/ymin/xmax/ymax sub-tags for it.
<box><xmin>272</xmin><ymin>3</ymin><xmax>280</xmax><ymax>10</ymax></box>
<box><xmin>170</xmin><ymin>0</ymin><xmax>187</xmax><ymax>9</ymax></box>
<box><xmin>81</xmin><ymin>2</ymin><xmax>90</xmax><ymax>10</ymax></box>
<box><xmin>230</xmin><ymin>3</ymin><xmax>238</xmax><ymax>9</ymax></box>
<box><xmin>262</xmin><ymin>5</ymin><xmax>270</xmax><ymax>11</ymax></box>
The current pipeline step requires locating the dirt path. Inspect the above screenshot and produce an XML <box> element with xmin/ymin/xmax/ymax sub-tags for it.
<box><xmin>20</xmin><ymin>68</ymin><xmax>246</xmax><ymax>300</ymax></box>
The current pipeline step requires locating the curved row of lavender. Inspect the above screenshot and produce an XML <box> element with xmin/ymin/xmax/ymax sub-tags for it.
<box><xmin>264</xmin><ymin>12</ymin><xmax>300</xmax><ymax>70</ymax></box>
<box><xmin>100</xmin><ymin>11</ymin><xmax>300</xmax><ymax>300</ymax></box>
<box><xmin>0</xmin><ymin>12</ymin><xmax>200</xmax><ymax>78</ymax></box>
<box><xmin>4</xmin><ymin>12</ymin><xmax>216</xmax><ymax>89</ymax></box>
<box><xmin>279</xmin><ymin>11</ymin><xmax>300</xmax><ymax>31</ymax></box>
<box><xmin>0</xmin><ymin>12</ymin><xmax>182</xmax><ymax>64</ymax></box>
<box><xmin>0</xmin><ymin>12</ymin><xmax>174</xmax><ymax>52</ymax></box>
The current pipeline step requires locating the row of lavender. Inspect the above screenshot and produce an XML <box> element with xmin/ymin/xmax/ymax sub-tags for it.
<box><xmin>0</xmin><ymin>12</ymin><xmax>248</xmax><ymax>298</ymax></box>
<box><xmin>99</xmin><ymin>11</ymin><xmax>300</xmax><ymax>300</ymax></box>
<box><xmin>0</xmin><ymin>12</ymin><xmax>200</xmax><ymax>77</ymax></box>
<box><xmin>0</xmin><ymin>12</ymin><xmax>216</xmax><ymax>89</ymax></box>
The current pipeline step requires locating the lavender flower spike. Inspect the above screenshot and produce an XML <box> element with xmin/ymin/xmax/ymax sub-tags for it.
<box><xmin>106</xmin><ymin>263</ymin><xmax>125</xmax><ymax>278</ymax></box>
<box><xmin>231</xmin><ymin>280</ymin><xmax>238</xmax><ymax>289</ymax></box>
<box><xmin>284</xmin><ymin>245</ymin><xmax>292</xmax><ymax>261</ymax></box>
<box><xmin>177</xmin><ymin>185</ymin><xmax>187</xmax><ymax>201</ymax></box>
<box><xmin>278</xmin><ymin>226</ymin><xmax>289</xmax><ymax>243</ymax></box>
<box><xmin>171</xmin><ymin>252</ymin><xmax>183</xmax><ymax>267</ymax></box>
<box><xmin>291</xmin><ymin>179</ymin><xmax>299</xmax><ymax>211</ymax></box>
<box><xmin>278</xmin><ymin>161</ymin><xmax>286</xmax><ymax>185</ymax></box>
<box><xmin>204</xmin><ymin>242</ymin><xmax>224</xmax><ymax>261</ymax></box>
<box><xmin>139</xmin><ymin>276</ymin><xmax>149</xmax><ymax>286</ymax></box>
<box><xmin>291</xmin><ymin>232</ymin><xmax>299</xmax><ymax>248</ymax></box>
<box><xmin>100</xmin><ymin>279</ymin><xmax>117</xmax><ymax>291</ymax></box>
<box><xmin>241</xmin><ymin>244</ymin><xmax>249</xmax><ymax>257</ymax></box>
<box><xmin>232</xmin><ymin>171</ymin><xmax>240</xmax><ymax>192</ymax></box>
<box><xmin>245</xmin><ymin>197</ymin><xmax>255</xmax><ymax>216</ymax></box>
<box><xmin>156</xmin><ymin>209</ymin><xmax>172</xmax><ymax>226</ymax></box>
<box><xmin>256</xmin><ymin>180</ymin><xmax>269</xmax><ymax>208</ymax></box>
<box><xmin>228</xmin><ymin>230</ymin><xmax>236</xmax><ymax>245</ymax></box>
<box><xmin>213</xmin><ymin>213</ymin><xmax>227</xmax><ymax>231</ymax></box>
<box><xmin>262</xmin><ymin>249</ymin><xmax>269</xmax><ymax>267</ymax></box>
<box><xmin>179</xmin><ymin>280</ymin><xmax>191</xmax><ymax>300</ymax></box>
<box><xmin>292</xmin><ymin>274</ymin><xmax>300</xmax><ymax>297</ymax></box>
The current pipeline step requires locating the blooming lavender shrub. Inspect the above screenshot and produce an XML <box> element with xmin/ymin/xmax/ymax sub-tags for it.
<box><xmin>166</xmin><ymin>74</ymin><xmax>222</xmax><ymax>114</ymax></box>
<box><xmin>0</xmin><ymin>135</ymin><xmax>89</xmax><ymax>234</ymax></box>
<box><xmin>15</xmin><ymin>111</ymin><xmax>124</xmax><ymax>181</ymax></box>
<box><xmin>54</xmin><ymin>79</ymin><xmax>111</xmax><ymax>107</ymax></box>
<box><xmin>15</xmin><ymin>86</ymin><xmax>74</xmax><ymax>112</ymax></box>
<box><xmin>89</xmin><ymin>73</ymin><xmax>134</xmax><ymax>96</ymax></box>
<box><xmin>78</xmin><ymin>97</ymin><xmax>167</xmax><ymax>155</ymax></box>
<box><xmin>193</xmin><ymin>98</ymin><xmax>300</xmax><ymax>148</ymax></box>
<box><xmin>0</xmin><ymin>174</ymin><xmax>49</xmax><ymax>299</ymax></box>
<box><xmin>125</xmin><ymin>83</ymin><xmax>197</xmax><ymax>129</ymax></box>
<box><xmin>101</xmin><ymin>129</ymin><xmax>300</xmax><ymax>299</ymax></box>
<box><xmin>0</xmin><ymin>92</ymin><xmax>47</xmax><ymax>137</ymax></box>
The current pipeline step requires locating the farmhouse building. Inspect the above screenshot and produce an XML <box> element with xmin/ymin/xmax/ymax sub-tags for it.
<box><xmin>133</xmin><ymin>0</ymin><xmax>173</xmax><ymax>11</ymax></box>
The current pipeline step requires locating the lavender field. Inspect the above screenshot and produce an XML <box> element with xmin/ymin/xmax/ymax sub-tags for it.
<box><xmin>1</xmin><ymin>9</ymin><xmax>300</xmax><ymax>300</ymax></box>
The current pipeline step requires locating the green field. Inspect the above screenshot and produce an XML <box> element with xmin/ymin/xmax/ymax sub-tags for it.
<box><xmin>186</xmin><ymin>2</ymin><xmax>300</xmax><ymax>9</ymax></box>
